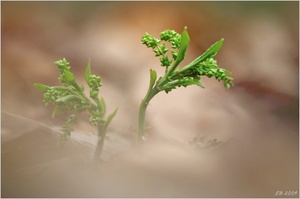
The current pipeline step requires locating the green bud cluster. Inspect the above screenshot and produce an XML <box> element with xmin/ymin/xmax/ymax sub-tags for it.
<box><xmin>141</xmin><ymin>29</ymin><xmax>182</xmax><ymax>67</ymax></box>
<box><xmin>160</xmin><ymin>30</ymin><xmax>181</xmax><ymax>48</ymax></box>
<box><xmin>54</xmin><ymin>58</ymin><xmax>70</xmax><ymax>74</ymax></box>
<box><xmin>89</xmin><ymin>109</ymin><xmax>105</xmax><ymax>127</ymax></box>
<box><xmin>87</xmin><ymin>74</ymin><xmax>102</xmax><ymax>99</ymax></box>
<box><xmin>34</xmin><ymin>58</ymin><xmax>117</xmax><ymax>144</ymax></box>
<box><xmin>196</xmin><ymin>58</ymin><xmax>233</xmax><ymax>89</ymax></box>
<box><xmin>171</xmin><ymin>58</ymin><xmax>233</xmax><ymax>90</ymax></box>
<box><xmin>59</xmin><ymin>114</ymin><xmax>77</xmax><ymax>144</ymax></box>
<box><xmin>54</xmin><ymin>58</ymin><xmax>73</xmax><ymax>86</ymax></box>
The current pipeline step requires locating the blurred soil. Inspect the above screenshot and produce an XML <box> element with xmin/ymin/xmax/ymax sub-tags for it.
<box><xmin>1</xmin><ymin>2</ymin><xmax>299</xmax><ymax>198</ymax></box>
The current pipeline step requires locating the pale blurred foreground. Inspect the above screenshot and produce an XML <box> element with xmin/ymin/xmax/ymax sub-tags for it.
<box><xmin>2</xmin><ymin>2</ymin><xmax>299</xmax><ymax>198</ymax></box>
<box><xmin>2</xmin><ymin>107</ymin><xmax>298</xmax><ymax>198</ymax></box>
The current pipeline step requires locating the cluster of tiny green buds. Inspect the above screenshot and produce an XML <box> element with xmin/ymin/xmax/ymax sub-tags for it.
<box><xmin>43</xmin><ymin>88</ymin><xmax>61</xmax><ymax>106</ymax></box>
<box><xmin>153</xmin><ymin>43</ymin><xmax>168</xmax><ymax>57</ymax></box>
<box><xmin>160</xmin><ymin>56</ymin><xmax>172</xmax><ymax>67</ymax></box>
<box><xmin>54</xmin><ymin>58</ymin><xmax>70</xmax><ymax>74</ymax></box>
<box><xmin>54</xmin><ymin>58</ymin><xmax>72</xmax><ymax>85</ymax></box>
<box><xmin>87</xmin><ymin>74</ymin><xmax>102</xmax><ymax>99</ymax></box>
<box><xmin>89</xmin><ymin>115</ymin><xmax>99</xmax><ymax>126</ymax></box>
<box><xmin>89</xmin><ymin>109</ymin><xmax>104</xmax><ymax>126</ymax></box>
<box><xmin>195</xmin><ymin>58</ymin><xmax>233</xmax><ymax>89</ymax></box>
<box><xmin>141</xmin><ymin>29</ymin><xmax>182</xmax><ymax>68</ymax></box>
<box><xmin>141</xmin><ymin>32</ymin><xmax>160</xmax><ymax>48</ymax></box>
<box><xmin>59</xmin><ymin>114</ymin><xmax>78</xmax><ymax>143</ymax></box>
<box><xmin>160</xmin><ymin>30</ymin><xmax>181</xmax><ymax>49</ymax></box>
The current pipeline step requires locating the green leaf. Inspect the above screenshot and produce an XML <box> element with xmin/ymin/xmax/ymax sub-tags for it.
<box><xmin>167</xmin><ymin>27</ymin><xmax>190</xmax><ymax>76</ymax></box>
<box><xmin>177</xmin><ymin>38</ymin><xmax>224</xmax><ymax>75</ymax></box>
<box><xmin>34</xmin><ymin>83</ymin><xmax>50</xmax><ymax>92</ymax></box>
<box><xmin>55</xmin><ymin>95</ymin><xmax>79</xmax><ymax>103</ymax></box>
<box><xmin>85</xmin><ymin>60</ymin><xmax>91</xmax><ymax>85</ymax></box>
<box><xmin>52</xmin><ymin>86</ymin><xmax>74</xmax><ymax>92</ymax></box>
<box><xmin>149</xmin><ymin>69</ymin><xmax>157</xmax><ymax>90</ymax></box>
<box><xmin>64</xmin><ymin>70</ymin><xmax>83</xmax><ymax>92</ymax></box>
<box><xmin>225</xmin><ymin>83</ymin><xmax>231</xmax><ymax>89</ymax></box>
<box><xmin>175</xmin><ymin>26</ymin><xmax>190</xmax><ymax>65</ymax></box>
<box><xmin>191</xmin><ymin>38</ymin><xmax>224</xmax><ymax>66</ymax></box>
<box><xmin>99</xmin><ymin>97</ymin><xmax>107</xmax><ymax>116</ymax></box>
<box><xmin>63</xmin><ymin>70</ymin><xmax>75</xmax><ymax>83</ymax></box>
<box><xmin>104</xmin><ymin>108</ymin><xmax>118</xmax><ymax>129</ymax></box>
<box><xmin>162</xmin><ymin>77</ymin><xmax>204</xmax><ymax>93</ymax></box>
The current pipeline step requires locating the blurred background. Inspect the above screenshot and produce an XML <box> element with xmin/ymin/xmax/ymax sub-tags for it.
<box><xmin>2</xmin><ymin>1</ymin><xmax>299</xmax><ymax>198</ymax></box>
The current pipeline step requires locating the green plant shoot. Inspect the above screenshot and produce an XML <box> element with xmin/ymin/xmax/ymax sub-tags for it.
<box><xmin>139</xmin><ymin>27</ymin><xmax>233</xmax><ymax>140</ymax></box>
<box><xmin>34</xmin><ymin>58</ymin><xmax>118</xmax><ymax>161</ymax></box>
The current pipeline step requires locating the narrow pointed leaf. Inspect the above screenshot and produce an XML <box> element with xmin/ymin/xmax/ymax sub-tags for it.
<box><xmin>53</xmin><ymin>86</ymin><xmax>74</xmax><ymax>91</ymax></box>
<box><xmin>175</xmin><ymin>26</ymin><xmax>190</xmax><ymax>65</ymax></box>
<box><xmin>63</xmin><ymin>70</ymin><xmax>75</xmax><ymax>83</ymax></box>
<box><xmin>177</xmin><ymin>38</ymin><xmax>224</xmax><ymax>74</ymax></box>
<box><xmin>85</xmin><ymin>60</ymin><xmax>91</xmax><ymax>84</ymax></box>
<box><xmin>191</xmin><ymin>38</ymin><xmax>224</xmax><ymax>66</ymax></box>
<box><xmin>100</xmin><ymin>97</ymin><xmax>107</xmax><ymax>115</ymax></box>
<box><xmin>34</xmin><ymin>83</ymin><xmax>50</xmax><ymax>92</ymax></box>
<box><xmin>56</xmin><ymin>95</ymin><xmax>79</xmax><ymax>103</ymax></box>
<box><xmin>104</xmin><ymin>108</ymin><xmax>118</xmax><ymax>129</ymax></box>
<box><xmin>169</xmin><ymin>27</ymin><xmax>190</xmax><ymax>74</ymax></box>
<box><xmin>149</xmin><ymin>69</ymin><xmax>157</xmax><ymax>90</ymax></box>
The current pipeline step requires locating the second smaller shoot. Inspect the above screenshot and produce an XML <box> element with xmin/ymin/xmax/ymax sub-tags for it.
<box><xmin>34</xmin><ymin>58</ymin><xmax>118</xmax><ymax>162</ymax></box>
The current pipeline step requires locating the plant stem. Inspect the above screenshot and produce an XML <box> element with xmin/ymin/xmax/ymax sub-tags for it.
<box><xmin>138</xmin><ymin>87</ymin><xmax>159</xmax><ymax>140</ymax></box>
<box><xmin>93</xmin><ymin>125</ymin><xmax>106</xmax><ymax>162</ymax></box>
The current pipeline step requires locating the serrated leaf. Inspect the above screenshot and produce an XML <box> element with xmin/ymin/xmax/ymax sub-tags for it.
<box><xmin>34</xmin><ymin>83</ymin><xmax>50</xmax><ymax>92</ymax></box>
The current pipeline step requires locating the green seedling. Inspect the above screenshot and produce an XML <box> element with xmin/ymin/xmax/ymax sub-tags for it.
<box><xmin>139</xmin><ymin>27</ymin><xmax>233</xmax><ymax>140</ymax></box>
<box><xmin>34</xmin><ymin>58</ymin><xmax>117</xmax><ymax>161</ymax></box>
